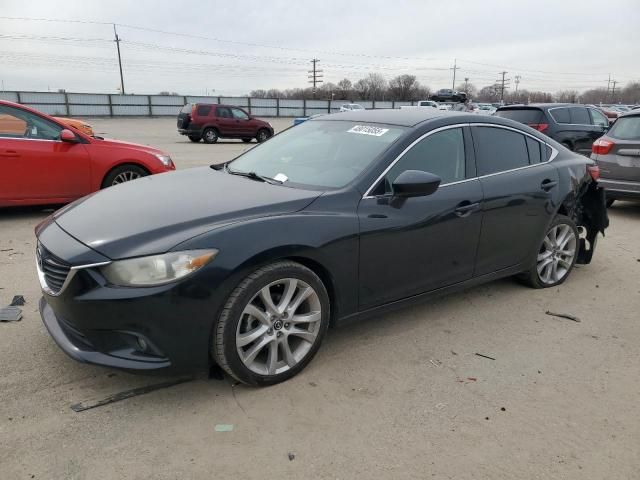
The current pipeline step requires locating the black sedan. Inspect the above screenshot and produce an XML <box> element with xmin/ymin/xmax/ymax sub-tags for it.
<box><xmin>36</xmin><ymin>109</ymin><xmax>608</xmax><ymax>385</ymax></box>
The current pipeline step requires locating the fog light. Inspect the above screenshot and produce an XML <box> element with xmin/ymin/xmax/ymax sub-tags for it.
<box><xmin>137</xmin><ymin>337</ymin><xmax>148</xmax><ymax>352</ymax></box>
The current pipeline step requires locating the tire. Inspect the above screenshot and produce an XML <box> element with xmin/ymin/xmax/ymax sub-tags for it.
<box><xmin>213</xmin><ymin>261</ymin><xmax>330</xmax><ymax>386</ymax></box>
<box><xmin>606</xmin><ymin>198</ymin><xmax>615</xmax><ymax>208</ymax></box>
<box><xmin>101</xmin><ymin>164</ymin><xmax>148</xmax><ymax>188</ymax></box>
<box><xmin>188</xmin><ymin>135</ymin><xmax>201</xmax><ymax>143</ymax></box>
<box><xmin>520</xmin><ymin>214</ymin><xmax>579</xmax><ymax>288</ymax></box>
<box><xmin>256</xmin><ymin>129</ymin><xmax>270</xmax><ymax>143</ymax></box>
<box><xmin>241</xmin><ymin>138</ymin><xmax>252</xmax><ymax>143</ymax></box>
<box><xmin>202</xmin><ymin>128</ymin><xmax>219</xmax><ymax>144</ymax></box>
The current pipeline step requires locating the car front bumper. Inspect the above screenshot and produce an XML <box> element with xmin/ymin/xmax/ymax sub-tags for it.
<box><xmin>599</xmin><ymin>177</ymin><xmax>640</xmax><ymax>200</ymax></box>
<box><xmin>35</xmin><ymin>221</ymin><xmax>231</xmax><ymax>374</ymax></box>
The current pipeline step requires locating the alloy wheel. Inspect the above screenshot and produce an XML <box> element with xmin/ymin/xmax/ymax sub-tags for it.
<box><xmin>537</xmin><ymin>224</ymin><xmax>577</xmax><ymax>285</ymax></box>
<box><xmin>112</xmin><ymin>170</ymin><xmax>141</xmax><ymax>185</ymax></box>
<box><xmin>235</xmin><ymin>278</ymin><xmax>322</xmax><ymax>376</ymax></box>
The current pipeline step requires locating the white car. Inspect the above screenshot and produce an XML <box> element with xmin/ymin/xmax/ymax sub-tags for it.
<box><xmin>416</xmin><ymin>100</ymin><xmax>438</xmax><ymax>108</ymax></box>
<box><xmin>339</xmin><ymin>104</ymin><xmax>365</xmax><ymax>112</ymax></box>
<box><xmin>437</xmin><ymin>103</ymin><xmax>452</xmax><ymax>111</ymax></box>
<box><xmin>476</xmin><ymin>104</ymin><xmax>497</xmax><ymax>115</ymax></box>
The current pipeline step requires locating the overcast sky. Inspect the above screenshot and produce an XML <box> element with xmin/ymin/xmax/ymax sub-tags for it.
<box><xmin>1</xmin><ymin>0</ymin><xmax>638</xmax><ymax>96</ymax></box>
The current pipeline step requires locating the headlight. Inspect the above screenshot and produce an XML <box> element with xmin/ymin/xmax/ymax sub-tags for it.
<box><xmin>154</xmin><ymin>153</ymin><xmax>173</xmax><ymax>167</ymax></box>
<box><xmin>101</xmin><ymin>249</ymin><xmax>217</xmax><ymax>287</ymax></box>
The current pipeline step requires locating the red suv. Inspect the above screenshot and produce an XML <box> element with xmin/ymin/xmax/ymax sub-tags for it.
<box><xmin>177</xmin><ymin>103</ymin><xmax>274</xmax><ymax>144</ymax></box>
<box><xmin>0</xmin><ymin>100</ymin><xmax>175</xmax><ymax>208</ymax></box>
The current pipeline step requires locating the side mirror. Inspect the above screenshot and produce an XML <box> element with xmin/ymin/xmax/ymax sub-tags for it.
<box><xmin>392</xmin><ymin>170</ymin><xmax>441</xmax><ymax>198</ymax></box>
<box><xmin>60</xmin><ymin>129</ymin><xmax>79</xmax><ymax>143</ymax></box>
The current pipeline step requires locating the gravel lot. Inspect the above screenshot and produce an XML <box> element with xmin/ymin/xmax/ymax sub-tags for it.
<box><xmin>1</xmin><ymin>118</ymin><xmax>639</xmax><ymax>479</ymax></box>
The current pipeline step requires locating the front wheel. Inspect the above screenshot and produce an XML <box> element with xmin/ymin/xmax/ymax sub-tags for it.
<box><xmin>101</xmin><ymin>165</ymin><xmax>148</xmax><ymax>188</ymax></box>
<box><xmin>213</xmin><ymin>261</ymin><xmax>330</xmax><ymax>386</ymax></box>
<box><xmin>256</xmin><ymin>129</ymin><xmax>270</xmax><ymax>143</ymax></box>
<box><xmin>520</xmin><ymin>215</ymin><xmax>579</xmax><ymax>288</ymax></box>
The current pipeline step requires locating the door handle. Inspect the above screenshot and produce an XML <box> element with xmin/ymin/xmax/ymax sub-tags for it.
<box><xmin>0</xmin><ymin>150</ymin><xmax>20</xmax><ymax>158</ymax></box>
<box><xmin>540</xmin><ymin>179</ymin><xmax>557</xmax><ymax>191</ymax></box>
<box><xmin>454</xmin><ymin>201</ymin><xmax>480</xmax><ymax>217</ymax></box>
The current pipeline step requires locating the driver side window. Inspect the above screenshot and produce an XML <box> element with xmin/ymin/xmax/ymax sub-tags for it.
<box><xmin>231</xmin><ymin>108</ymin><xmax>249</xmax><ymax>120</ymax></box>
<box><xmin>0</xmin><ymin>105</ymin><xmax>62</xmax><ymax>140</ymax></box>
<box><xmin>383</xmin><ymin>128</ymin><xmax>466</xmax><ymax>192</ymax></box>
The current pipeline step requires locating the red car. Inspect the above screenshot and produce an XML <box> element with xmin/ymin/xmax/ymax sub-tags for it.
<box><xmin>0</xmin><ymin>100</ymin><xmax>175</xmax><ymax>208</ymax></box>
<box><xmin>177</xmin><ymin>103</ymin><xmax>274</xmax><ymax>144</ymax></box>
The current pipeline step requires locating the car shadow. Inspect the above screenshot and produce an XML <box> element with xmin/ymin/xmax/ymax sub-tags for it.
<box><xmin>0</xmin><ymin>206</ymin><xmax>59</xmax><ymax>221</ymax></box>
<box><xmin>608</xmin><ymin>200</ymin><xmax>640</xmax><ymax>219</ymax></box>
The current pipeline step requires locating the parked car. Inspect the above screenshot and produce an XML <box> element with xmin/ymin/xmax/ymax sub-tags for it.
<box><xmin>36</xmin><ymin>108</ymin><xmax>607</xmax><ymax>386</ymax></box>
<box><xmin>0</xmin><ymin>114</ymin><xmax>94</xmax><ymax>137</ymax></box>
<box><xmin>437</xmin><ymin>103</ymin><xmax>452</xmax><ymax>111</ymax></box>
<box><xmin>0</xmin><ymin>100</ymin><xmax>175</xmax><ymax>208</ymax></box>
<box><xmin>177</xmin><ymin>103</ymin><xmax>274</xmax><ymax>144</ymax></box>
<box><xmin>339</xmin><ymin>103</ymin><xmax>364</xmax><ymax>112</ymax></box>
<box><xmin>416</xmin><ymin>100</ymin><xmax>438</xmax><ymax>108</ymax></box>
<box><xmin>591</xmin><ymin>110</ymin><xmax>640</xmax><ymax>206</ymax></box>
<box><xmin>53</xmin><ymin>117</ymin><xmax>94</xmax><ymax>136</ymax></box>
<box><xmin>476</xmin><ymin>104</ymin><xmax>497</xmax><ymax>115</ymax></box>
<box><xmin>430</xmin><ymin>89</ymin><xmax>467</xmax><ymax>102</ymax></box>
<box><xmin>495</xmin><ymin>104</ymin><xmax>610</xmax><ymax>155</ymax></box>
<box><xmin>587</xmin><ymin>104</ymin><xmax>619</xmax><ymax>123</ymax></box>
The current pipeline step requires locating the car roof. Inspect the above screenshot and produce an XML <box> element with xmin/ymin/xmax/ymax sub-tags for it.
<box><xmin>316</xmin><ymin>108</ymin><xmax>463</xmax><ymax>126</ymax></box>
<box><xmin>498</xmin><ymin>103</ymin><xmax>592</xmax><ymax>111</ymax></box>
<box><xmin>619</xmin><ymin>109</ymin><xmax>640</xmax><ymax>118</ymax></box>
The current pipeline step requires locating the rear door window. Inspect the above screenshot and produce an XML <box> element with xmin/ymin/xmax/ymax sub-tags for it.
<box><xmin>526</xmin><ymin>136</ymin><xmax>543</xmax><ymax>164</ymax></box>
<box><xmin>472</xmin><ymin>126</ymin><xmax>530</xmax><ymax>175</ymax></box>
<box><xmin>216</xmin><ymin>107</ymin><xmax>232</xmax><ymax>118</ymax></box>
<box><xmin>196</xmin><ymin>105</ymin><xmax>212</xmax><ymax>116</ymax></box>
<box><xmin>495</xmin><ymin>108</ymin><xmax>544</xmax><ymax>125</ymax></box>
<box><xmin>231</xmin><ymin>108</ymin><xmax>249</xmax><ymax>120</ymax></box>
<box><xmin>569</xmin><ymin>107</ymin><xmax>590</xmax><ymax>125</ymax></box>
<box><xmin>549</xmin><ymin>108</ymin><xmax>570</xmax><ymax>124</ymax></box>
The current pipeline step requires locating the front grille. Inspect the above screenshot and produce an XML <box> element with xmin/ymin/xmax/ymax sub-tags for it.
<box><xmin>37</xmin><ymin>244</ymin><xmax>71</xmax><ymax>294</ymax></box>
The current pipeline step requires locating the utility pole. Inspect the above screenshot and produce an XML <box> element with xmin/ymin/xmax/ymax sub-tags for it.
<box><xmin>308</xmin><ymin>59</ymin><xmax>323</xmax><ymax>99</ymax></box>
<box><xmin>606</xmin><ymin>74</ymin><xmax>611</xmax><ymax>97</ymax></box>
<box><xmin>611</xmin><ymin>79</ymin><xmax>618</xmax><ymax>102</ymax></box>
<box><xmin>464</xmin><ymin>77</ymin><xmax>469</xmax><ymax>94</ymax></box>
<box><xmin>514</xmin><ymin>75</ymin><xmax>521</xmax><ymax>94</ymax></box>
<box><xmin>497</xmin><ymin>71</ymin><xmax>509</xmax><ymax>103</ymax></box>
<box><xmin>451</xmin><ymin>58</ymin><xmax>459</xmax><ymax>90</ymax></box>
<box><xmin>113</xmin><ymin>24</ymin><xmax>125</xmax><ymax>95</ymax></box>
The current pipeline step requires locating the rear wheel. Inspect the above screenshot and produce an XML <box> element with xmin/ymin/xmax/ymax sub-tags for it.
<box><xmin>101</xmin><ymin>165</ymin><xmax>148</xmax><ymax>188</ymax></box>
<box><xmin>256</xmin><ymin>129</ymin><xmax>270</xmax><ymax>143</ymax></box>
<box><xmin>188</xmin><ymin>135</ymin><xmax>201</xmax><ymax>143</ymax></box>
<box><xmin>213</xmin><ymin>261</ymin><xmax>330</xmax><ymax>386</ymax></box>
<box><xmin>202</xmin><ymin>128</ymin><xmax>219</xmax><ymax>144</ymax></box>
<box><xmin>520</xmin><ymin>215</ymin><xmax>579</xmax><ymax>288</ymax></box>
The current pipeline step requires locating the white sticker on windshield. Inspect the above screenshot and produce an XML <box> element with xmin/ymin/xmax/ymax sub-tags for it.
<box><xmin>274</xmin><ymin>173</ymin><xmax>289</xmax><ymax>183</ymax></box>
<box><xmin>347</xmin><ymin>125</ymin><xmax>389</xmax><ymax>137</ymax></box>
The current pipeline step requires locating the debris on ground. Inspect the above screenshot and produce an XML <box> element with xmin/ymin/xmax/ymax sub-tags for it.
<box><xmin>501</xmin><ymin>407</ymin><xmax>506</xmax><ymax>411</ymax></box>
<box><xmin>545</xmin><ymin>311</ymin><xmax>581</xmax><ymax>322</ymax></box>
<box><xmin>467</xmin><ymin>377</ymin><xmax>477</xmax><ymax>382</ymax></box>
<box><xmin>215</xmin><ymin>424</ymin><xmax>234</xmax><ymax>432</ymax></box>
<box><xmin>70</xmin><ymin>377</ymin><xmax>192</xmax><ymax>412</ymax></box>
<box><xmin>288</xmin><ymin>452</ymin><xmax>295</xmax><ymax>461</ymax></box>
<box><xmin>429</xmin><ymin>359</ymin><xmax>442</xmax><ymax>367</ymax></box>
<box><xmin>450</xmin><ymin>350</ymin><xmax>458</xmax><ymax>356</ymax></box>
<box><xmin>0</xmin><ymin>248</ymin><xmax>14</xmax><ymax>252</ymax></box>
<box><xmin>0</xmin><ymin>306</ymin><xmax>22</xmax><ymax>322</ymax></box>
<box><xmin>475</xmin><ymin>353</ymin><xmax>496</xmax><ymax>361</ymax></box>
<box><xmin>10</xmin><ymin>295</ymin><xmax>25</xmax><ymax>306</ymax></box>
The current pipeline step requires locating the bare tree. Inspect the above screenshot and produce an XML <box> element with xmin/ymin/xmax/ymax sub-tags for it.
<box><xmin>456</xmin><ymin>82</ymin><xmax>477</xmax><ymax>98</ymax></box>
<box><xmin>555</xmin><ymin>90</ymin><xmax>580</xmax><ymax>103</ymax></box>
<box><xmin>389</xmin><ymin>75</ymin><xmax>421</xmax><ymax>101</ymax></box>
<box><xmin>336</xmin><ymin>78</ymin><xmax>353</xmax><ymax>99</ymax></box>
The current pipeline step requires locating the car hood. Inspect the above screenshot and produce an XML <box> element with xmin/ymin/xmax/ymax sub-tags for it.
<box><xmin>54</xmin><ymin>167</ymin><xmax>323</xmax><ymax>259</ymax></box>
<box><xmin>90</xmin><ymin>137</ymin><xmax>165</xmax><ymax>155</ymax></box>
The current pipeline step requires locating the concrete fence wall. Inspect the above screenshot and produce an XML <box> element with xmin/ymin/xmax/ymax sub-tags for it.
<box><xmin>0</xmin><ymin>91</ymin><xmax>417</xmax><ymax>117</ymax></box>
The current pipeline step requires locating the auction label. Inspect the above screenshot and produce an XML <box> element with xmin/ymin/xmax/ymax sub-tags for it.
<box><xmin>347</xmin><ymin>125</ymin><xmax>389</xmax><ymax>136</ymax></box>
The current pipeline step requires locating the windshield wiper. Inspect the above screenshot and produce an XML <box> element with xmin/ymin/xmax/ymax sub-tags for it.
<box><xmin>225</xmin><ymin>166</ymin><xmax>282</xmax><ymax>185</ymax></box>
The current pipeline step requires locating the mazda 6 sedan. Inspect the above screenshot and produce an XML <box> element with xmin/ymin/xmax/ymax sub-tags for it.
<box><xmin>36</xmin><ymin>109</ymin><xmax>608</xmax><ymax>386</ymax></box>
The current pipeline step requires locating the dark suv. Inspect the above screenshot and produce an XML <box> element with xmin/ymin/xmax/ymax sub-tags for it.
<box><xmin>430</xmin><ymin>89</ymin><xmax>467</xmax><ymax>102</ymax></box>
<box><xmin>496</xmin><ymin>104</ymin><xmax>609</xmax><ymax>155</ymax></box>
<box><xmin>177</xmin><ymin>104</ymin><xmax>274</xmax><ymax>144</ymax></box>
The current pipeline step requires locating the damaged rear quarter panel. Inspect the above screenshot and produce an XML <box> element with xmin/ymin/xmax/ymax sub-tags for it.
<box><xmin>555</xmin><ymin>158</ymin><xmax>609</xmax><ymax>264</ymax></box>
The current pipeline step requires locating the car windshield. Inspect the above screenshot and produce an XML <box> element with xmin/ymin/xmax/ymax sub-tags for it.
<box><xmin>228</xmin><ymin>120</ymin><xmax>406</xmax><ymax>189</ymax></box>
<box><xmin>608</xmin><ymin>116</ymin><xmax>640</xmax><ymax>140</ymax></box>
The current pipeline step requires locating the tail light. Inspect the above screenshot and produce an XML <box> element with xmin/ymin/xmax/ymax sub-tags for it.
<box><xmin>592</xmin><ymin>138</ymin><xmax>614</xmax><ymax>155</ymax></box>
<box><xmin>528</xmin><ymin>123</ymin><xmax>549</xmax><ymax>133</ymax></box>
<box><xmin>587</xmin><ymin>165</ymin><xmax>600</xmax><ymax>181</ymax></box>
